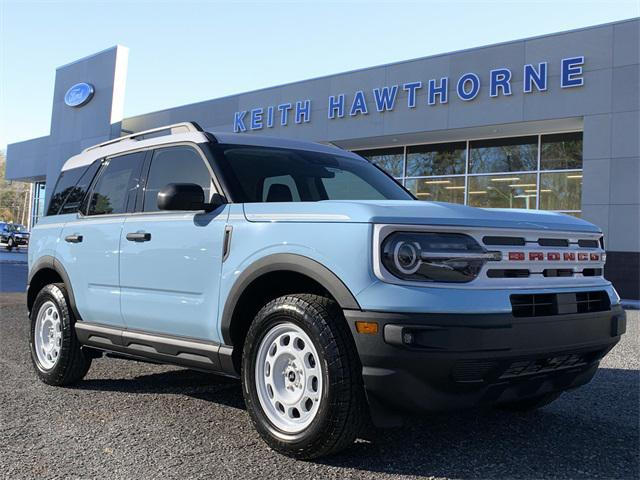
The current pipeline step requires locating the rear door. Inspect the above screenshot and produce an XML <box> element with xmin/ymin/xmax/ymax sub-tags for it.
<box><xmin>119</xmin><ymin>144</ymin><xmax>228</xmax><ymax>342</ymax></box>
<box><xmin>58</xmin><ymin>151</ymin><xmax>146</xmax><ymax>326</ymax></box>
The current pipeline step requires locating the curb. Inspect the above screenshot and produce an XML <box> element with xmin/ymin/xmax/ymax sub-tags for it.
<box><xmin>621</xmin><ymin>300</ymin><xmax>640</xmax><ymax>311</ymax></box>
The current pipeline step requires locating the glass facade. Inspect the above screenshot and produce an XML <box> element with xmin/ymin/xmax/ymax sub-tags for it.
<box><xmin>31</xmin><ymin>182</ymin><xmax>46</xmax><ymax>227</ymax></box>
<box><xmin>356</xmin><ymin>132</ymin><xmax>583</xmax><ymax>215</ymax></box>
<box><xmin>355</xmin><ymin>147</ymin><xmax>404</xmax><ymax>178</ymax></box>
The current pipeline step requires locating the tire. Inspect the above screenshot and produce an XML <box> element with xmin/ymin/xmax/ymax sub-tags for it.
<box><xmin>6</xmin><ymin>238</ymin><xmax>13</xmax><ymax>251</ymax></box>
<box><xmin>497</xmin><ymin>392</ymin><xmax>561</xmax><ymax>412</ymax></box>
<box><xmin>29</xmin><ymin>283</ymin><xmax>92</xmax><ymax>386</ymax></box>
<box><xmin>242</xmin><ymin>294</ymin><xmax>366</xmax><ymax>459</ymax></box>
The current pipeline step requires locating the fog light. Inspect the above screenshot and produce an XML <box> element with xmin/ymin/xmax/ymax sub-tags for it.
<box><xmin>355</xmin><ymin>321</ymin><xmax>379</xmax><ymax>335</ymax></box>
<box><xmin>402</xmin><ymin>331</ymin><xmax>414</xmax><ymax>345</ymax></box>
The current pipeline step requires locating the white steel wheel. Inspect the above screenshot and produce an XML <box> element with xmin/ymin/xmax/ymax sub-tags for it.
<box><xmin>34</xmin><ymin>300</ymin><xmax>63</xmax><ymax>370</ymax></box>
<box><xmin>255</xmin><ymin>322</ymin><xmax>324</xmax><ymax>434</ymax></box>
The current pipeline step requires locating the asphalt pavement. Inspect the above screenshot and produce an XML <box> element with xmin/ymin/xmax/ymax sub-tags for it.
<box><xmin>0</xmin><ymin>292</ymin><xmax>637</xmax><ymax>479</ymax></box>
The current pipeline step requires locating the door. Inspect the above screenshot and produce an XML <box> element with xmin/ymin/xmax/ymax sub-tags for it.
<box><xmin>58</xmin><ymin>151</ymin><xmax>146</xmax><ymax>326</ymax></box>
<box><xmin>120</xmin><ymin>145</ymin><xmax>228</xmax><ymax>342</ymax></box>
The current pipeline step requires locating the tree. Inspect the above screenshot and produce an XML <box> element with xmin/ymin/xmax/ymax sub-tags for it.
<box><xmin>0</xmin><ymin>151</ymin><xmax>31</xmax><ymax>225</ymax></box>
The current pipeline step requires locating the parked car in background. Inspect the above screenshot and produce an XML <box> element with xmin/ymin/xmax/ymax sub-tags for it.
<box><xmin>1</xmin><ymin>223</ymin><xmax>30</xmax><ymax>251</ymax></box>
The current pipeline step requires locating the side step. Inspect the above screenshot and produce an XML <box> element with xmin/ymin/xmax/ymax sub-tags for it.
<box><xmin>75</xmin><ymin>322</ymin><xmax>237</xmax><ymax>377</ymax></box>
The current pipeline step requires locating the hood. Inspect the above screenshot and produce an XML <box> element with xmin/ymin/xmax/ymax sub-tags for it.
<box><xmin>244</xmin><ymin>200</ymin><xmax>600</xmax><ymax>233</ymax></box>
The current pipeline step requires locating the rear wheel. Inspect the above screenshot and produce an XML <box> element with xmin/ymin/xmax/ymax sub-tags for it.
<box><xmin>497</xmin><ymin>392</ymin><xmax>561</xmax><ymax>412</ymax></box>
<box><xmin>29</xmin><ymin>283</ymin><xmax>92</xmax><ymax>386</ymax></box>
<box><xmin>242</xmin><ymin>294</ymin><xmax>366</xmax><ymax>459</ymax></box>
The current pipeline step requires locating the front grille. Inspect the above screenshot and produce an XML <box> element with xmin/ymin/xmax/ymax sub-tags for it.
<box><xmin>500</xmin><ymin>353</ymin><xmax>588</xmax><ymax>379</ymax></box>
<box><xmin>451</xmin><ymin>348</ymin><xmax>606</xmax><ymax>383</ymax></box>
<box><xmin>487</xmin><ymin>269</ymin><xmax>530</xmax><ymax>278</ymax></box>
<box><xmin>451</xmin><ymin>360</ymin><xmax>499</xmax><ymax>383</ymax></box>
<box><xmin>583</xmin><ymin>268</ymin><xmax>603</xmax><ymax>277</ymax></box>
<box><xmin>539</xmin><ymin>238</ymin><xmax>569</xmax><ymax>247</ymax></box>
<box><xmin>481</xmin><ymin>236</ymin><xmax>601</xmax><ymax>249</ymax></box>
<box><xmin>543</xmin><ymin>269</ymin><xmax>574</xmax><ymax>277</ymax></box>
<box><xmin>578</xmin><ymin>239</ymin><xmax>599</xmax><ymax>248</ymax></box>
<box><xmin>510</xmin><ymin>290</ymin><xmax>610</xmax><ymax>317</ymax></box>
<box><xmin>483</xmin><ymin>236</ymin><xmax>525</xmax><ymax>246</ymax></box>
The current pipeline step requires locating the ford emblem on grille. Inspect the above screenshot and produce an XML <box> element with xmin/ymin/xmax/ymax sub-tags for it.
<box><xmin>64</xmin><ymin>82</ymin><xmax>95</xmax><ymax>107</ymax></box>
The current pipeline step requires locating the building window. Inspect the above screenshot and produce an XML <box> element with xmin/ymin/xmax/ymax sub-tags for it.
<box><xmin>356</xmin><ymin>147</ymin><xmax>404</xmax><ymax>179</ymax></box>
<box><xmin>353</xmin><ymin>131</ymin><xmax>583</xmax><ymax>216</ymax></box>
<box><xmin>469</xmin><ymin>136</ymin><xmax>538</xmax><ymax>174</ymax></box>
<box><xmin>539</xmin><ymin>172</ymin><xmax>582</xmax><ymax>211</ymax></box>
<box><xmin>468</xmin><ymin>173</ymin><xmax>538</xmax><ymax>209</ymax></box>
<box><xmin>406</xmin><ymin>142</ymin><xmax>466</xmax><ymax>176</ymax></box>
<box><xmin>540</xmin><ymin>132</ymin><xmax>583</xmax><ymax>170</ymax></box>
<box><xmin>405</xmin><ymin>176</ymin><xmax>465</xmax><ymax>203</ymax></box>
<box><xmin>31</xmin><ymin>182</ymin><xmax>46</xmax><ymax>226</ymax></box>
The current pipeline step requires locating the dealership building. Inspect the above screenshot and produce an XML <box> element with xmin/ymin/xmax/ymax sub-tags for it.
<box><xmin>5</xmin><ymin>18</ymin><xmax>639</xmax><ymax>299</ymax></box>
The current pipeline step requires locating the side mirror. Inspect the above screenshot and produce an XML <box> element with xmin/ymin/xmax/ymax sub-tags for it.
<box><xmin>157</xmin><ymin>183</ymin><xmax>223</xmax><ymax>212</ymax></box>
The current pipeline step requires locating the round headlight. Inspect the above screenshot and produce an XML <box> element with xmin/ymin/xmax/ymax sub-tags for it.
<box><xmin>393</xmin><ymin>241</ymin><xmax>421</xmax><ymax>274</ymax></box>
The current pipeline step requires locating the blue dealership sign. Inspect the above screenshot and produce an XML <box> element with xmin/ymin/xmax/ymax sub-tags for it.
<box><xmin>64</xmin><ymin>82</ymin><xmax>95</xmax><ymax>108</ymax></box>
<box><xmin>233</xmin><ymin>56</ymin><xmax>585</xmax><ymax>133</ymax></box>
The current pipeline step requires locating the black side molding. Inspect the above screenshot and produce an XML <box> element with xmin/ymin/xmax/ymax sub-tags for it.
<box><xmin>75</xmin><ymin>322</ymin><xmax>238</xmax><ymax>378</ymax></box>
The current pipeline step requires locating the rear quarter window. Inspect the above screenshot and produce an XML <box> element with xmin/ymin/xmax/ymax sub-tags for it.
<box><xmin>47</xmin><ymin>161</ymin><xmax>100</xmax><ymax>216</ymax></box>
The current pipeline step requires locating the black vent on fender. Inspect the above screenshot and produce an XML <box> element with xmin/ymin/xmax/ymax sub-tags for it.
<box><xmin>510</xmin><ymin>291</ymin><xmax>610</xmax><ymax>317</ymax></box>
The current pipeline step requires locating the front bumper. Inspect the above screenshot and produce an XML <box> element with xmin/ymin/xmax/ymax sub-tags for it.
<box><xmin>344</xmin><ymin>305</ymin><xmax>625</xmax><ymax>421</ymax></box>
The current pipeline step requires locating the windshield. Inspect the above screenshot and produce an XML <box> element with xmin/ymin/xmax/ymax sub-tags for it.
<box><xmin>12</xmin><ymin>225</ymin><xmax>27</xmax><ymax>232</ymax></box>
<box><xmin>212</xmin><ymin>144</ymin><xmax>414</xmax><ymax>203</ymax></box>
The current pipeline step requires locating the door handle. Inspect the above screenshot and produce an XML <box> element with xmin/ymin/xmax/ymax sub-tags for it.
<box><xmin>126</xmin><ymin>231</ymin><xmax>151</xmax><ymax>242</ymax></box>
<box><xmin>64</xmin><ymin>234</ymin><xmax>83</xmax><ymax>243</ymax></box>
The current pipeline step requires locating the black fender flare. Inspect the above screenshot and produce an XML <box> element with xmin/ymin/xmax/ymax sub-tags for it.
<box><xmin>28</xmin><ymin>255</ymin><xmax>82</xmax><ymax>321</ymax></box>
<box><xmin>220</xmin><ymin>253</ymin><xmax>360</xmax><ymax>345</ymax></box>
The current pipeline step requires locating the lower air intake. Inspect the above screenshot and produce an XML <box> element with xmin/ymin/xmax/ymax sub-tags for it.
<box><xmin>510</xmin><ymin>291</ymin><xmax>610</xmax><ymax>317</ymax></box>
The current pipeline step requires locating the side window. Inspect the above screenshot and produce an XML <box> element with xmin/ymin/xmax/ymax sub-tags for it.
<box><xmin>47</xmin><ymin>167</ymin><xmax>86</xmax><ymax>215</ymax></box>
<box><xmin>87</xmin><ymin>152</ymin><xmax>145</xmax><ymax>216</ymax></box>
<box><xmin>143</xmin><ymin>146</ymin><xmax>212</xmax><ymax>212</ymax></box>
<box><xmin>58</xmin><ymin>161</ymin><xmax>100</xmax><ymax>215</ymax></box>
<box><xmin>262</xmin><ymin>175</ymin><xmax>301</xmax><ymax>202</ymax></box>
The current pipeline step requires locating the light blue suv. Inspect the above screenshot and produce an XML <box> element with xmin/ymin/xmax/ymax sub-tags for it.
<box><xmin>28</xmin><ymin>122</ymin><xmax>625</xmax><ymax>458</ymax></box>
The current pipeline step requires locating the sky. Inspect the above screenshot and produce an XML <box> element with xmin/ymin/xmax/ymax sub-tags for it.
<box><xmin>1</xmin><ymin>0</ymin><xmax>638</xmax><ymax>150</ymax></box>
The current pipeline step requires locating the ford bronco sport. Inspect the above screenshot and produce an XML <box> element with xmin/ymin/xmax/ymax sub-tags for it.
<box><xmin>28</xmin><ymin>122</ymin><xmax>626</xmax><ymax>458</ymax></box>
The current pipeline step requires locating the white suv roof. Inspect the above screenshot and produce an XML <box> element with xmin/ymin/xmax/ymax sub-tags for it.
<box><xmin>62</xmin><ymin>122</ymin><xmax>358</xmax><ymax>172</ymax></box>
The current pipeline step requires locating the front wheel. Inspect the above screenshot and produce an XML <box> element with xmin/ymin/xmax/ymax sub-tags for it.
<box><xmin>242</xmin><ymin>294</ymin><xmax>366</xmax><ymax>459</ymax></box>
<box><xmin>6</xmin><ymin>238</ymin><xmax>13</xmax><ymax>251</ymax></box>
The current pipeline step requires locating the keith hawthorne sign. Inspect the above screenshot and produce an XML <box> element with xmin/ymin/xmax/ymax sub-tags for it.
<box><xmin>233</xmin><ymin>56</ymin><xmax>585</xmax><ymax>133</ymax></box>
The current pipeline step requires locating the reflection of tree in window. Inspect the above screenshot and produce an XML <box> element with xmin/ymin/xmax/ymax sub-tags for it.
<box><xmin>541</xmin><ymin>133</ymin><xmax>583</xmax><ymax>170</ymax></box>
<box><xmin>469</xmin><ymin>137</ymin><xmax>538</xmax><ymax>174</ymax></box>
<box><xmin>88</xmin><ymin>163</ymin><xmax>137</xmax><ymax>215</ymax></box>
<box><xmin>406</xmin><ymin>143</ymin><xmax>466</xmax><ymax>177</ymax></box>
<box><xmin>354</xmin><ymin>148</ymin><xmax>404</xmax><ymax>178</ymax></box>
<box><xmin>90</xmin><ymin>193</ymin><xmax>113</xmax><ymax>215</ymax></box>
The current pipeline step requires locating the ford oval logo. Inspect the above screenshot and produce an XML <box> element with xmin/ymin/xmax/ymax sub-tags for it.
<box><xmin>64</xmin><ymin>82</ymin><xmax>95</xmax><ymax>107</ymax></box>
